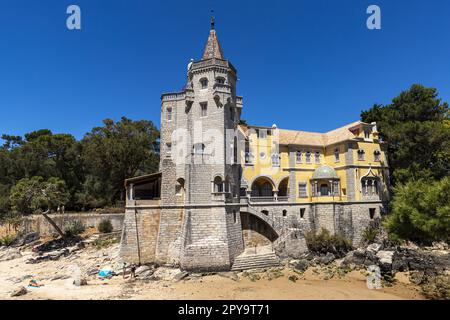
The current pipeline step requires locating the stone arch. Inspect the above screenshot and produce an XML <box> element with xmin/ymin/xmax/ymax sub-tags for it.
<box><xmin>249</xmin><ymin>176</ymin><xmax>276</xmax><ymax>198</ymax></box>
<box><xmin>240</xmin><ymin>211</ymin><xmax>279</xmax><ymax>248</ymax></box>
<box><xmin>277</xmin><ymin>177</ymin><xmax>289</xmax><ymax>197</ymax></box>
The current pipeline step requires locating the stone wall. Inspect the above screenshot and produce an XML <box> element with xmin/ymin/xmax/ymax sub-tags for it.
<box><xmin>120</xmin><ymin>209</ymin><xmax>161</xmax><ymax>264</ymax></box>
<box><xmin>21</xmin><ymin>212</ymin><xmax>124</xmax><ymax>237</ymax></box>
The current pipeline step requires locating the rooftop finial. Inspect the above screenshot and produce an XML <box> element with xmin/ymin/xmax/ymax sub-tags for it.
<box><xmin>210</xmin><ymin>10</ymin><xmax>215</xmax><ymax>30</ymax></box>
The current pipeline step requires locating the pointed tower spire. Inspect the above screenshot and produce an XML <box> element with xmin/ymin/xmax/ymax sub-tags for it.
<box><xmin>201</xmin><ymin>13</ymin><xmax>224</xmax><ymax>60</ymax></box>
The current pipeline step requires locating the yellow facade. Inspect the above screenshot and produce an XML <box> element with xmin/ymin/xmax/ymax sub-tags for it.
<box><xmin>240</xmin><ymin>121</ymin><xmax>389</xmax><ymax>204</ymax></box>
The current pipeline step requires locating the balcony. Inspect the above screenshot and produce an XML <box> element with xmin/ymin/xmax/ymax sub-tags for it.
<box><xmin>249</xmin><ymin>196</ymin><xmax>288</xmax><ymax>203</ymax></box>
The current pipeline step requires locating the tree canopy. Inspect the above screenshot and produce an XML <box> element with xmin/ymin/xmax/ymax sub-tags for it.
<box><xmin>0</xmin><ymin>117</ymin><xmax>159</xmax><ymax>215</ymax></box>
<box><xmin>361</xmin><ymin>84</ymin><xmax>449</xmax><ymax>185</ymax></box>
<box><xmin>361</xmin><ymin>84</ymin><xmax>449</xmax><ymax>243</ymax></box>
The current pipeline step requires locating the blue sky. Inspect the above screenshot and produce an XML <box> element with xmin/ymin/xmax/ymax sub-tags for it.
<box><xmin>0</xmin><ymin>0</ymin><xmax>449</xmax><ymax>141</ymax></box>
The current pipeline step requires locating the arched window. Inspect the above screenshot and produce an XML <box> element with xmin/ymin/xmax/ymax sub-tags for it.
<box><xmin>305</xmin><ymin>151</ymin><xmax>311</xmax><ymax>163</ymax></box>
<box><xmin>314</xmin><ymin>151</ymin><xmax>321</xmax><ymax>164</ymax></box>
<box><xmin>175</xmin><ymin>178</ymin><xmax>185</xmax><ymax>196</ymax></box>
<box><xmin>214</xmin><ymin>176</ymin><xmax>223</xmax><ymax>193</ymax></box>
<box><xmin>362</xmin><ymin>177</ymin><xmax>379</xmax><ymax>195</ymax></box>
<box><xmin>200</xmin><ymin>78</ymin><xmax>208</xmax><ymax>89</ymax></box>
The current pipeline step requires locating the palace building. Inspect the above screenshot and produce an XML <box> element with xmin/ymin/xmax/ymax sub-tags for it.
<box><xmin>119</xmin><ymin>19</ymin><xmax>390</xmax><ymax>271</ymax></box>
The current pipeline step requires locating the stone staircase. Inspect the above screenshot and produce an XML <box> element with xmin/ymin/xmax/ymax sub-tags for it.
<box><xmin>231</xmin><ymin>251</ymin><xmax>281</xmax><ymax>271</ymax></box>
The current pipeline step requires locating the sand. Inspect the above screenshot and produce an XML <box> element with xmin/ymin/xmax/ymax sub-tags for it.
<box><xmin>0</xmin><ymin>245</ymin><xmax>425</xmax><ymax>300</ymax></box>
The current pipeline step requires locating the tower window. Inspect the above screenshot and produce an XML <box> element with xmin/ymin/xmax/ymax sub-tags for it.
<box><xmin>369</xmin><ymin>208</ymin><xmax>376</xmax><ymax>219</ymax></box>
<box><xmin>193</xmin><ymin>143</ymin><xmax>205</xmax><ymax>154</ymax></box>
<box><xmin>200</xmin><ymin>78</ymin><xmax>208</xmax><ymax>89</ymax></box>
<box><xmin>282</xmin><ymin>210</ymin><xmax>287</xmax><ymax>217</ymax></box>
<box><xmin>300</xmin><ymin>208</ymin><xmax>305</xmax><ymax>219</ymax></box>
<box><xmin>166</xmin><ymin>143</ymin><xmax>172</xmax><ymax>154</ymax></box>
<box><xmin>200</xmin><ymin>102</ymin><xmax>207</xmax><ymax>117</ymax></box>
<box><xmin>233</xmin><ymin>210</ymin><xmax>237</xmax><ymax>223</ymax></box>
<box><xmin>166</xmin><ymin>107</ymin><xmax>172</xmax><ymax>121</ymax></box>
<box><xmin>216</xmin><ymin>77</ymin><xmax>225</xmax><ymax>84</ymax></box>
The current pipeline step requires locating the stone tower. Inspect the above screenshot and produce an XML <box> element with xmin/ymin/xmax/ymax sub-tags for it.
<box><xmin>156</xmin><ymin>17</ymin><xmax>245</xmax><ymax>271</ymax></box>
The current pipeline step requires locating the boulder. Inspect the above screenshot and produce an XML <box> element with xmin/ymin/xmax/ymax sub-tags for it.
<box><xmin>292</xmin><ymin>259</ymin><xmax>310</xmax><ymax>272</ymax></box>
<box><xmin>0</xmin><ymin>248</ymin><xmax>22</xmax><ymax>262</ymax></box>
<box><xmin>366</xmin><ymin>243</ymin><xmax>381</xmax><ymax>254</ymax></box>
<box><xmin>343</xmin><ymin>249</ymin><xmax>366</xmax><ymax>266</ymax></box>
<box><xmin>218</xmin><ymin>272</ymin><xmax>239</xmax><ymax>281</ymax></box>
<box><xmin>173</xmin><ymin>271</ymin><xmax>189</xmax><ymax>282</ymax></box>
<box><xmin>11</xmin><ymin>232</ymin><xmax>39</xmax><ymax>247</ymax></box>
<box><xmin>319</xmin><ymin>252</ymin><xmax>335</xmax><ymax>265</ymax></box>
<box><xmin>376</xmin><ymin>250</ymin><xmax>394</xmax><ymax>272</ymax></box>
<box><xmin>11</xmin><ymin>286</ymin><xmax>27</xmax><ymax>297</ymax></box>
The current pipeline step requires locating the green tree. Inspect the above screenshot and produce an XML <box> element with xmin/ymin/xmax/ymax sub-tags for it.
<box><xmin>9</xmin><ymin>176</ymin><xmax>69</xmax><ymax>214</ymax></box>
<box><xmin>361</xmin><ymin>84</ymin><xmax>449</xmax><ymax>185</ymax></box>
<box><xmin>80</xmin><ymin>117</ymin><xmax>159</xmax><ymax>207</ymax></box>
<box><xmin>385</xmin><ymin>177</ymin><xmax>450</xmax><ymax>243</ymax></box>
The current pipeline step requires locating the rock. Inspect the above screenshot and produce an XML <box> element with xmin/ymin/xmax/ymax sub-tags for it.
<box><xmin>135</xmin><ymin>265</ymin><xmax>152</xmax><ymax>275</ymax></box>
<box><xmin>173</xmin><ymin>271</ymin><xmax>189</xmax><ymax>282</ymax></box>
<box><xmin>320</xmin><ymin>253</ymin><xmax>336</xmax><ymax>265</ymax></box>
<box><xmin>51</xmin><ymin>275</ymin><xmax>70</xmax><ymax>281</ymax></box>
<box><xmin>292</xmin><ymin>259</ymin><xmax>309</xmax><ymax>272</ymax></box>
<box><xmin>152</xmin><ymin>267</ymin><xmax>182</xmax><ymax>281</ymax></box>
<box><xmin>11</xmin><ymin>232</ymin><xmax>39</xmax><ymax>247</ymax></box>
<box><xmin>73</xmin><ymin>277</ymin><xmax>88</xmax><ymax>286</ymax></box>
<box><xmin>334</xmin><ymin>258</ymin><xmax>345</xmax><ymax>268</ymax></box>
<box><xmin>366</xmin><ymin>243</ymin><xmax>381</xmax><ymax>254</ymax></box>
<box><xmin>376</xmin><ymin>250</ymin><xmax>394</xmax><ymax>272</ymax></box>
<box><xmin>247</xmin><ymin>273</ymin><xmax>261</xmax><ymax>282</ymax></box>
<box><xmin>0</xmin><ymin>248</ymin><xmax>22</xmax><ymax>262</ymax></box>
<box><xmin>288</xmin><ymin>275</ymin><xmax>298</xmax><ymax>282</ymax></box>
<box><xmin>137</xmin><ymin>270</ymin><xmax>154</xmax><ymax>280</ymax></box>
<box><xmin>11</xmin><ymin>286</ymin><xmax>27</xmax><ymax>297</ymax></box>
<box><xmin>266</xmin><ymin>270</ymin><xmax>283</xmax><ymax>280</ymax></box>
<box><xmin>343</xmin><ymin>249</ymin><xmax>366</xmax><ymax>266</ymax></box>
<box><xmin>218</xmin><ymin>272</ymin><xmax>239</xmax><ymax>281</ymax></box>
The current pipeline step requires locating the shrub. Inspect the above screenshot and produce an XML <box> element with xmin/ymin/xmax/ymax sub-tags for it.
<box><xmin>305</xmin><ymin>228</ymin><xmax>352</xmax><ymax>257</ymax></box>
<box><xmin>384</xmin><ymin>177</ymin><xmax>450</xmax><ymax>244</ymax></box>
<box><xmin>65</xmin><ymin>220</ymin><xmax>85</xmax><ymax>236</ymax></box>
<box><xmin>98</xmin><ymin>219</ymin><xmax>113</xmax><ymax>234</ymax></box>
<box><xmin>0</xmin><ymin>234</ymin><xmax>15</xmax><ymax>246</ymax></box>
<box><xmin>362</xmin><ymin>220</ymin><xmax>381</xmax><ymax>244</ymax></box>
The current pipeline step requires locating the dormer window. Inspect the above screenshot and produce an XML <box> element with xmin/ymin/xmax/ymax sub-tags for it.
<box><xmin>358</xmin><ymin>149</ymin><xmax>365</xmax><ymax>161</ymax></box>
<box><xmin>200</xmin><ymin>78</ymin><xmax>208</xmax><ymax>89</ymax></box>
<box><xmin>364</xmin><ymin>130</ymin><xmax>371</xmax><ymax>140</ymax></box>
